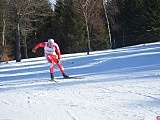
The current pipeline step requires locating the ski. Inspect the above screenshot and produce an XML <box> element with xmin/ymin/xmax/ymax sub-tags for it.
<box><xmin>49</xmin><ymin>79</ymin><xmax>58</xmax><ymax>82</ymax></box>
<box><xmin>57</xmin><ymin>76</ymin><xmax>84</xmax><ymax>79</ymax></box>
<box><xmin>48</xmin><ymin>76</ymin><xmax>84</xmax><ymax>82</ymax></box>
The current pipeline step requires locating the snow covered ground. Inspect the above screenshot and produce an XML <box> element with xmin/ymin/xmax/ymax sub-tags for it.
<box><xmin>0</xmin><ymin>42</ymin><xmax>160</xmax><ymax>120</ymax></box>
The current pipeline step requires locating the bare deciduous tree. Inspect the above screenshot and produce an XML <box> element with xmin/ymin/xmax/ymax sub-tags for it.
<box><xmin>0</xmin><ymin>0</ymin><xmax>10</xmax><ymax>46</ymax></box>
<box><xmin>103</xmin><ymin>0</ymin><xmax>119</xmax><ymax>48</ymax></box>
<box><xmin>103</xmin><ymin>0</ymin><xmax>112</xmax><ymax>48</ymax></box>
<box><xmin>8</xmin><ymin>0</ymin><xmax>53</xmax><ymax>61</ymax></box>
<box><xmin>73</xmin><ymin>0</ymin><xmax>99</xmax><ymax>55</ymax></box>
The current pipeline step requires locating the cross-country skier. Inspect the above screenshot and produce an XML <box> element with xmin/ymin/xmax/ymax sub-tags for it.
<box><xmin>32</xmin><ymin>39</ymin><xmax>69</xmax><ymax>80</ymax></box>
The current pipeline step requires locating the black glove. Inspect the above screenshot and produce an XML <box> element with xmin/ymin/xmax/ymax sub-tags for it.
<box><xmin>32</xmin><ymin>49</ymin><xmax>36</xmax><ymax>53</ymax></box>
<box><xmin>57</xmin><ymin>59</ymin><xmax>60</xmax><ymax>63</ymax></box>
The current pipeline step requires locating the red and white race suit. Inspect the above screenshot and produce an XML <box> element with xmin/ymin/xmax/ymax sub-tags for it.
<box><xmin>33</xmin><ymin>42</ymin><xmax>65</xmax><ymax>74</ymax></box>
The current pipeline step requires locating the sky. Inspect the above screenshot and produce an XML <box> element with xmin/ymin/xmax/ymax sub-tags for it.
<box><xmin>50</xmin><ymin>0</ymin><xmax>56</xmax><ymax>4</ymax></box>
<box><xmin>0</xmin><ymin>42</ymin><xmax>160</xmax><ymax>120</ymax></box>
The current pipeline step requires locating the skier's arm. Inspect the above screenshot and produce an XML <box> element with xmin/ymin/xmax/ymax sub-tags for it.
<box><xmin>55</xmin><ymin>44</ymin><xmax>61</xmax><ymax>59</ymax></box>
<box><xmin>32</xmin><ymin>42</ymin><xmax>45</xmax><ymax>52</ymax></box>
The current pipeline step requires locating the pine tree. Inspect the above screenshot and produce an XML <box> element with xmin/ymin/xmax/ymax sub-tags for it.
<box><xmin>117</xmin><ymin>0</ymin><xmax>160</xmax><ymax>46</ymax></box>
<box><xmin>144</xmin><ymin>0</ymin><xmax>160</xmax><ymax>40</ymax></box>
<box><xmin>52</xmin><ymin>0</ymin><xmax>86</xmax><ymax>53</ymax></box>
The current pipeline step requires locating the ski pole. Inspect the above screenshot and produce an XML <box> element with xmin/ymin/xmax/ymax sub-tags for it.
<box><xmin>61</xmin><ymin>60</ymin><xmax>74</xmax><ymax>64</ymax></box>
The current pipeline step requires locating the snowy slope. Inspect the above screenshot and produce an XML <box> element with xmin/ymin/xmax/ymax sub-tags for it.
<box><xmin>0</xmin><ymin>42</ymin><xmax>160</xmax><ymax>120</ymax></box>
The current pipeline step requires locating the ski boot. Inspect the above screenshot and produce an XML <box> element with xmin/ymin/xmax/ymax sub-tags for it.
<box><xmin>50</xmin><ymin>73</ymin><xmax>54</xmax><ymax>81</ymax></box>
<box><xmin>62</xmin><ymin>73</ymin><xmax>69</xmax><ymax>78</ymax></box>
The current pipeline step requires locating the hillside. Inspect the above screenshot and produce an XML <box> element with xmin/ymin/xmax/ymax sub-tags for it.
<box><xmin>0</xmin><ymin>42</ymin><xmax>160</xmax><ymax>120</ymax></box>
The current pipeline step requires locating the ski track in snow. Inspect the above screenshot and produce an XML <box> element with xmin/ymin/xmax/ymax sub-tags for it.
<box><xmin>0</xmin><ymin>42</ymin><xmax>160</xmax><ymax>120</ymax></box>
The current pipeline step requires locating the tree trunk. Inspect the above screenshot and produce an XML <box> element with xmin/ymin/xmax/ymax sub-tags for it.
<box><xmin>16</xmin><ymin>12</ymin><xmax>21</xmax><ymax>62</ymax></box>
<box><xmin>24</xmin><ymin>35</ymin><xmax>28</xmax><ymax>59</ymax></box>
<box><xmin>85</xmin><ymin>17</ymin><xmax>91</xmax><ymax>55</ymax></box>
<box><xmin>2</xmin><ymin>13</ymin><xmax>6</xmax><ymax>46</ymax></box>
<box><xmin>103</xmin><ymin>0</ymin><xmax>112</xmax><ymax>49</ymax></box>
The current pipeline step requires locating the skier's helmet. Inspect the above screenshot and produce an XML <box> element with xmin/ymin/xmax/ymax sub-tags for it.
<box><xmin>48</xmin><ymin>39</ymin><xmax>54</xmax><ymax>43</ymax></box>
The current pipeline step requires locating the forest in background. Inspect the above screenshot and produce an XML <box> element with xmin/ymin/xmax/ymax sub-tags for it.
<box><xmin>0</xmin><ymin>0</ymin><xmax>160</xmax><ymax>62</ymax></box>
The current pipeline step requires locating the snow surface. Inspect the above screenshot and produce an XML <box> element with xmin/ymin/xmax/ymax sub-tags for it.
<box><xmin>0</xmin><ymin>42</ymin><xmax>160</xmax><ymax>120</ymax></box>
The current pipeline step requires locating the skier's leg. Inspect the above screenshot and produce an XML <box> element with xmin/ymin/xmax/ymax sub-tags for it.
<box><xmin>49</xmin><ymin>63</ymin><xmax>54</xmax><ymax>80</ymax></box>
<box><xmin>56</xmin><ymin>62</ymin><xmax>69</xmax><ymax>78</ymax></box>
<box><xmin>48</xmin><ymin>54</ymin><xmax>64</xmax><ymax>73</ymax></box>
<box><xmin>46</xmin><ymin>55</ymin><xmax>54</xmax><ymax>80</ymax></box>
<box><xmin>56</xmin><ymin>62</ymin><xmax>65</xmax><ymax>74</ymax></box>
<box><xmin>49</xmin><ymin>54</ymin><xmax>69</xmax><ymax>78</ymax></box>
<box><xmin>49</xmin><ymin>63</ymin><xmax>54</xmax><ymax>74</ymax></box>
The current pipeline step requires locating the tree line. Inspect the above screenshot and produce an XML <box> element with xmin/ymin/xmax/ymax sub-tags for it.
<box><xmin>0</xmin><ymin>0</ymin><xmax>160</xmax><ymax>62</ymax></box>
